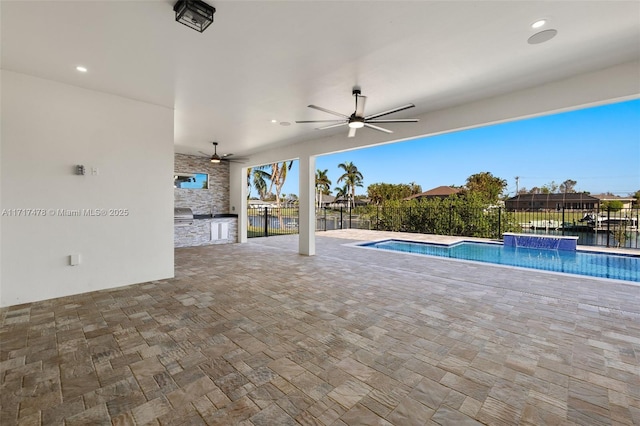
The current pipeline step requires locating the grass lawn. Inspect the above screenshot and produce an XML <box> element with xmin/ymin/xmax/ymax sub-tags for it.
<box><xmin>247</xmin><ymin>225</ymin><xmax>298</xmax><ymax>238</ymax></box>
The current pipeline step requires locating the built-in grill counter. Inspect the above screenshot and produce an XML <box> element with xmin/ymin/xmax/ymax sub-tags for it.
<box><xmin>174</xmin><ymin>153</ymin><xmax>236</xmax><ymax>247</ymax></box>
<box><xmin>174</xmin><ymin>208</ymin><xmax>237</xmax><ymax>248</ymax></box>
<box><xmin>174</xmin><ymin>207</ymin><xmax>194</xmax><ymax>226</ymax></box>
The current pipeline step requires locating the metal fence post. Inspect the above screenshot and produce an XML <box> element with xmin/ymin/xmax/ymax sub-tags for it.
<box><xmin>264</xmin><ymin>207</ymin><xmax>268</xmax><ymax>237</ymax></box>
<box><xmin>498</xmin><ymin>207</ymin><xmax>502</xmax><ymax>239</ymax></box>
<box><xmin>606</xmin><ymin>207</ymin><xmax>610</xmax><ymax>247</ymax></box>
<box><xmin>561</xmin><ymin>207</ymin><xmax>565</xmax><ymax>236</ymax></box>
<box><xmin>376</xmin><ymin>206</ymin><xmax>379</xmax><ymax>231</ymax></box>
<box><xmin>323</xmin><ymin>207</ymin><xmax>327</xmax><ymax>231</ymax></box>
<box><xmin>340</xmin><ymin>207</ymin><xmax>343</xmax><ymax>230</ymax></box>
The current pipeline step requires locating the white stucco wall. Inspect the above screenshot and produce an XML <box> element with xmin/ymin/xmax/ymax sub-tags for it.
<box><xmin>0</xmin><ymin>71</ymin><xmax>175</xmax><ymax>307</ymax></box>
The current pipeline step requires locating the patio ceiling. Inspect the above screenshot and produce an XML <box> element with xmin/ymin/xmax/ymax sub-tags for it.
<box><xmin>2</xmin><ymin>1</ymin><xmax>639</xmax><ymax>158</ymax></box>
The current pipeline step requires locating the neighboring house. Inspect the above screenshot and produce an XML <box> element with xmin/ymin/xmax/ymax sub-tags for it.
<box><xmin>318</xmin><ymin>194</ymin><xmax>336</xmax><ymax>208</ymax></box>
<box><xmin>325</xmin><ymin>196</ymin><xmax>369</xmax><ymax>209</ymax></box>
<box><xmin>590</xmin><ymin>194</ymin><xmax>636</xmax><ymax>209</ymax></box>
<box><xmin>404</xmin><ymin>186</ymin><xmax>461</xmax><ymax>201</ymax></box>
<box><xmin>248</xmin><ymin>199</ymin><xmax>277</xmax><ymax>209</ymax></box>
<box><xmin>505</xmin><ymin>193</ymin><xmax>599</xmax><ymax>211</ymax></box>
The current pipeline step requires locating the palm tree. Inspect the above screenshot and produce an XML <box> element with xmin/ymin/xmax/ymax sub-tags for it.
<box><xmin>267</xmin><ymin>161</ymin><xmax>294</xmax><ymax>209</ymax></box>
<box><xmin>315</xmin><ymin>169</ymin><xmax>332</xmax><ymax>209</ymax></box>
<box><xmin>247</xmin><ymin>167</ymin><xmax>270</xmax><ymax>200</ymax></box>
<box><xmin>266</xmin><ymin>161</ymin><xmax>294</xmax><ymax>228</ymax></box>
<box><xmin>334</xmin><ymin>184</ymin><xmax>349</xmax><ymax>206</ymax></box>
<box><xmin>337</xmin><ymin>161</ymin><xmax>363</xmax><ymax>210</ymax></box>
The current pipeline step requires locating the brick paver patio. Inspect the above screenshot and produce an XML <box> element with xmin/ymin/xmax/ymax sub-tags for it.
<box><xmin>1</xmin><ymin>230</ymin><xmax>638</xmax><ymax>425</ymax></box>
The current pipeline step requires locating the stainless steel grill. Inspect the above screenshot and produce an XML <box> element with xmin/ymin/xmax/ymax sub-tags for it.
<box><xmin>174</xmin><ymin>207</ymin><xmax>194</xmax><ymax>226</ymax></box>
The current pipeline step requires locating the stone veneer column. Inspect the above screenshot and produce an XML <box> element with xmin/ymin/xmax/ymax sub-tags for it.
<box><xmin>298</xmin><ymin>154</ymin><xmax>316</xmax><ymax>256</ymax></box>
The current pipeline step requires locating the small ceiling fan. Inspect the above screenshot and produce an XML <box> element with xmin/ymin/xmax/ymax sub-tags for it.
<box><xmin>296</xmin><ymin>88</ymin><xmax>419</xmax><ymax>137</ymax></box>
<box><xmin>198</xmin><ymin>142</ymin><xmax>246</xmax><ymax>164</ymax></box>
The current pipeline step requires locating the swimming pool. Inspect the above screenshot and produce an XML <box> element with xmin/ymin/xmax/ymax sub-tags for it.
<box><xmin>359</xmin><ymin>239</ymin><xmax>640</xmax><ymax>282</ymax></box>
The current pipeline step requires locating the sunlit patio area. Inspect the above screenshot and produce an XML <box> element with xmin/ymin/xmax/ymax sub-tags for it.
<box><xmin>1</xmin><ymin>230</ymin><xmax>638</xmax><ymax>425</ymax></box>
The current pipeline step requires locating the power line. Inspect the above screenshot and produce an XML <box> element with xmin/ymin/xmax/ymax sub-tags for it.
<box><xmin>518</xmin><ymin>176</ymin><xmax>638</xmax><ymax>180</ymax></box>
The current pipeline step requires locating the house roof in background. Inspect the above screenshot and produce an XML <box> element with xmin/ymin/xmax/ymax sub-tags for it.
<box><xmin>405</xmin><ymin>186</ymin><xmax>462</xmax><ymax>200</ymax></box>
<box><xmin>590</xmin><ymin>194</ymin><xmax>636</xmax><ymax>201</ymax></box>
<box><xmin>506</xmin><ymin>193</ymin><xmax>599</xmax><ymax>201</ymax></box>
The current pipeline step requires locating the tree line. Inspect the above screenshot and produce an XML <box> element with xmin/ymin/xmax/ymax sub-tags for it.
<box><xmin>248</xmin><ymin>161</ymin><xmax>367</xmax><ymax>210</ymax></box>
<box><xmin>249</xmin><ymin>162</ymin><xmax>639</xmax><ymax>209</ymax></box>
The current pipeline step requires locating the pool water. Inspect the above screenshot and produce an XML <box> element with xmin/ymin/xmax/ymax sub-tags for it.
<box><xmin>360</xmin><ymin>240</ymin><xmax>639</xmax><ymax>282</ymax></box>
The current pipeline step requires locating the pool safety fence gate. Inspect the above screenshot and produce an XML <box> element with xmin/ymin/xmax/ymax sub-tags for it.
<box><xmin>248</xmin><ymin>207</ymin><xmax>300</xmax><ymax>238</ymax></box>
<box><xmin>247</xmin><ymin>205</ymin><xmax>639</xmax><ymax>249</ymax></box>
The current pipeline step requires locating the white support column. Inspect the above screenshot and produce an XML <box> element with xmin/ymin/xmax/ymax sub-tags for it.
<box><xmin>298</xmin><ymin>154</ymin><xmax>316</xmax><ymax>256</ymax></box>
<box><xmin>229</xmin><ymin>163</ymin><xmax>248</xmax><ymax>243</ymax></box>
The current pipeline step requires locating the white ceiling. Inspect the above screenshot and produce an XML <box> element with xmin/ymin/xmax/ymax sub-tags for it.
<box><xmin>2</xmin><ymin>1</ymin><xmax>639</xmax><ymax>159</ymax></box>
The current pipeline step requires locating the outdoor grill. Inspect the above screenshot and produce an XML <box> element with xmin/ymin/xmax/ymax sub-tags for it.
<box><xmin>174</xmin><ymin>207</ymin><xmax>194</xmax><ymax>226</ymax></box>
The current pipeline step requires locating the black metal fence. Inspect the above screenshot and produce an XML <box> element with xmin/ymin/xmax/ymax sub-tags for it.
<box><xmin>247</xmin><ymin>207</ymin><xmax>299</xmax><ymax>238</ymax></box>
<box><xmin>248</xmin><ymin>205</ymin><xmax>640</xmax><ymax>249</ymax></box>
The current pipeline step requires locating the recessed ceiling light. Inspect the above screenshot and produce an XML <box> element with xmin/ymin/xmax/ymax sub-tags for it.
<box><xmin>271</xmin><ymin>119</ymin><xmax>278</xmax><ymax>123</ymax></box>
<box><xmin>531</xmin><ymin>19</ymin><xmax>546</xmax><ymax>29</ymax></box>
<box><xmin>528</xmin><ymin>29</ymin><xmax>558</xmax><ymax>45</ymax></box>
<box><xmin>76</xmin><ymin>66</ymin><xmax>88</xmax><ymax>73</ymax></box>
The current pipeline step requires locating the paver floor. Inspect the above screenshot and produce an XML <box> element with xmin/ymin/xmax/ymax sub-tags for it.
<box><xmin>1</xmin><ymin>230</ymin><xmax>639</xmax><ymax>425</ymax></box>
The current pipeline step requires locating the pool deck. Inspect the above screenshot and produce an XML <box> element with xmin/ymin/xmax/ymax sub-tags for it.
<box><xmin>323</xmin><ymin>228</ymin><xmax>639</xmax><ymax>255</ymax></box>
<box><xmin>1</xmin><ymin>230</ymin><xmax>638</xmax><ymax>425</ymax></box>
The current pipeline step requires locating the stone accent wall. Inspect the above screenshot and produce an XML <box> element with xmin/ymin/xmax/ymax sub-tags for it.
<box><xmin>174</xmin><ymin>218</ymin><xmax>237</xmax><ymax>248</ymax></box>
<box><xmin>174</xmin><ymin>153</ymin><xmax>229</xmax><ymax>215</ymax></box>
<box><xmin>174</xmin><ymin>153</ymin><xmax>236</xmax><ymax>247</ymax></box>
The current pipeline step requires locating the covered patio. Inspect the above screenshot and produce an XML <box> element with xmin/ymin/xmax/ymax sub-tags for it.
<box><xmin>2</xmin><ymin>231</ymin><xmax>638</xmax><ymax>424</ymax></box>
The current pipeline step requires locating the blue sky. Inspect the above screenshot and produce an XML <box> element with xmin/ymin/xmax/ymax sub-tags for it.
<box><xmin>275</xmin><ymin>99</ymin><xmax>640</xmax><ymax>198</ymax></box>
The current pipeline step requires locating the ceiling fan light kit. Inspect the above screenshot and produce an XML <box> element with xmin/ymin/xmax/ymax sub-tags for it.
<box><xmin>198</xmin><ymin>142</ymin><xmax>246</xmax><ymax>164</ymax></box>
<box><xmin>348</xmin><ymin>118</ymin><xmax>365</xmax><ymax>129</ymax></box>
<box><xmin>296</xmin><ymin>88</ymin><xmax>419</xmax><ymax>138</ymax></box>
<box><xmin>173</xmin><ymin>0</ymin><xmax>215</xmax><ymax>33</ymax></box>
<box><xmin>209</xmin><ymin>142</ymin><xmax>222</xmax><ymax>163</ymax></box>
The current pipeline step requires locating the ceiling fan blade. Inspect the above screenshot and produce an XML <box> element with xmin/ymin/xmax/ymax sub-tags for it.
<box><xmin>365</xmin><ymin>103</ymin><xmax>415</xmax><ymax>120</ymax></box>
<box><xmin>364</xmin><ymin>123</ymin><xmax>393</xmax><ymax>134</ymax></box>
<box><xmin>317</xmin><ymin>122</ymin><xmax>348</xmax><ymax>130</ymax></box>
<box><xmin>366</xmin><ymin>118</ymin><xmax>420</xmax><ymax>123</ymax></box>
<box><xmin>348</xmin><ymin>127</ymin><xmax>357</xmax><ymax>138</ymax></box>
<box><xmin>308</xmin><ymin>105</ymin><xmax>350</xmax><ymax>118</ymax></box>
<box><xmin>197</xmin><ymin>151</ymin><xmax>210</xmax><ymax>157</ymax></box>
<box><xmin>296</xmin><ymin>120</ymin><xmax>346</xmax><ymax>123</ymax></box>
<box><xmin>355</xmin><ymin>95</ymin><xmax>367</xmax><ymax>116</ymax></box>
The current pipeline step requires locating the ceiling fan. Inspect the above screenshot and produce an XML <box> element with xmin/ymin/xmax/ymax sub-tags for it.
<box><xmin>198</xmin><ymin>142</ymin><xmax>246</xmax><ymax>164</ymax></box>
<box><xmin>296</xmin><ymin>88</ymin><xmax>419</xmax><ymax>138</ymax></box>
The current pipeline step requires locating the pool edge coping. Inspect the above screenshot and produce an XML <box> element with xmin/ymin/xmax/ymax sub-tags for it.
<box><xmin>343</xmin><ymin>237</ymin><xmax>640</xmax><ymax>287</ymax></box>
